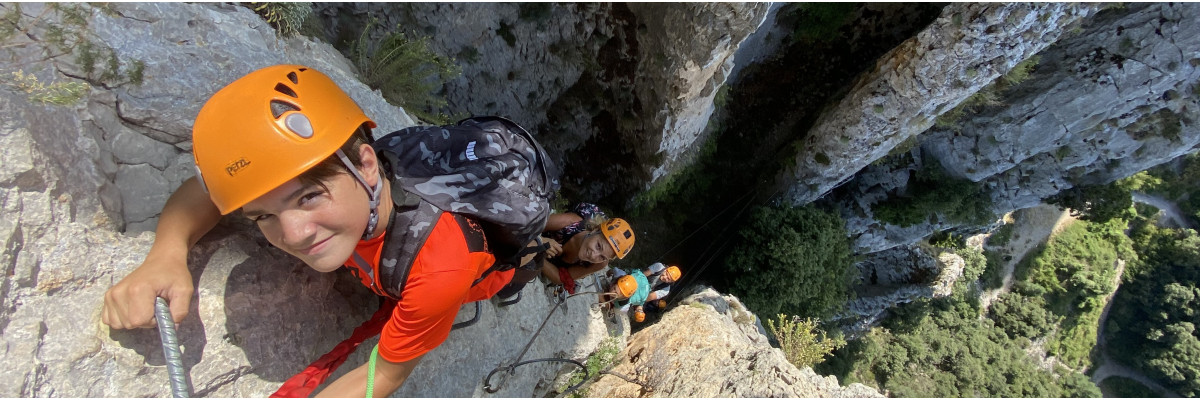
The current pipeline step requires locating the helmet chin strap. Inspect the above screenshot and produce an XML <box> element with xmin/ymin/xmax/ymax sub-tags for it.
<box><xmin>335</xmin><ymin>149</ymin><xmax>383</xmax><ymax>240</ymax></box>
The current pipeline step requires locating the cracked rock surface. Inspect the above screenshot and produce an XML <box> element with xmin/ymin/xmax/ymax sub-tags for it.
<box><xmin>806</xmin><ymin>3</ymin><xmax>1200</xmax><ymax>254</ymax></box>
<box><xmin>588</xmin><ymin>286</ymin><xmax>883</xmax><ymax>398</ymax></box>
<box><xmin>0</xmin><ymin>3</ymin><xmax>612</xmax><ymax>397</ymax></box>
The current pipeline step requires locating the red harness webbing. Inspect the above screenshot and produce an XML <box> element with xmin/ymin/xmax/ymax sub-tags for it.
<box><xmin>270</xmin><ymin>299</ymin><xmax>397</xmax><ymax>398</ymax></box>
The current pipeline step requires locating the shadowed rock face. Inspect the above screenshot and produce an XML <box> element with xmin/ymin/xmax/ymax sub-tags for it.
<box><xmin>588</xmin><ymin>286</ymin><xmax>883</xmax><ymax>398</ymax></box>
<box><xmin>313</xmin><ymin>3</ymin><xmax>769</xmax><ymax>206</ymax></box>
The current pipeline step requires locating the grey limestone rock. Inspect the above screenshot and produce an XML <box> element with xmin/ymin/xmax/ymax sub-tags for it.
<box><xmin>588</xmin><ymin>286</ymin><xmax>884</xmax><ymax>398</ymax></box>
<box><xmin>781</xmin><ymin>3</ymin><xmax>1103</xmax><ymax>206</ymax></box>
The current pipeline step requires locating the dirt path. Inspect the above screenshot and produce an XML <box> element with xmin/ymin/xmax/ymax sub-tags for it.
<box><xmin>1133</xmin><ymin>191</ymin><xmax>1197</xmax><ymax>230</ymax></box>
<box><xmin>1085</xmin><ymin>194</ymin><xmax>1191</xmax><ymax>397</ymax></box>
<box><xmin>979</xmin><ymin>205</ymin><xmax>1076</xmax><ymax>312</ymax></box>
<box><xmin>1088</xmin><ymin>259</ymin><xmax>1182</xmax><ymax>397</ymax></box>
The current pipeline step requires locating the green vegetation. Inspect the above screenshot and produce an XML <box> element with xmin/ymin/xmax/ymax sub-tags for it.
<box><xmin>1120</xmin><ymin>151</ymin><xmax>1200</xmax><ymax>227</ymax></box>
<box><xmin>872</xmin><ymin>160</ymin><xmax>994</xmax><ymax>227</ymax></box>
<box><xmin>1099</xmin><ymin>376</ymin><xmax>1163</xmax><ymax>398</ymax></box>
<box><xmin>3</xmin><ymin>4</ymin><xmax>150</xmax><ymax>106</ymax></box>
<box><xmin>783</xmin><ymin>3</ymin><xmax>858</xmax><ymax>43</ymax></box>
<box><xmin>6</xmin><ymin>70</ymin><xmax>89</xmax><ymax>105</ymax></box>
<box><xmin>1046</xmin><ymin>181</ymin><xmax>1133</xmax><ymax>223</ymax></box>
<box><xmin>248</xmin><ymin>2</ymin><xmax>313</xmax><ymax>37</ymax></box>
<box><xmin>936</xmin><ymin>56</ymin><xmax>1041</xmax><ymax>129</ymax></box>
<box><xmin>1105</xmin><ymin>216</ymin><xmax>1200</xmax><ymax>397</ymax></box>
<box><xmin>768</xmin><ymin>314</ymin><xmax>845</xmax><ymax>368</ymax></box>
<box><xmin>989</xmin><ymin>292</ymin><xmax>1056</xmax><ymax>340</ymax></box>
<box><xmin>1</xmin><ymin>3</ymin><xmax>21</xmax><ymax>42</ymax></box>
<box><xmin>724</xmin><ymin>204</ymin><xmax>855</xmax><ymax>319</ymax></box>
<box><xmin>980</xmin><ymin>249</ymin><xmax>1006</xmax><ymax>290</ymax></box>
<box><xmin>989</xmin><ymin>222</ymin><xmax>1016</xmax><ymax>246</ymax></box>
<box><xmin>1127</xmin><ymin>108</ymin><xmax>1183</xmax><ymax>143</ymax></box>
<box><xmin>518</xmin><ymin>3</ymin><xmax>553</xmax><ymax>23</ymax></box>
<box><xmin>629</xmin><ymin>135</ymin><xmax>718</xmax><ymax>223</ymax></box>
<box><xmin>955</xmin><ymin>245</ymin><xmax>988</xmax><ymax>283</ymax></box>
<box><xmin>562</xmin><ymin>337</ymin><xmax>622</xmax><ymax>397</ymax></box>
<box><xmin>817</xmin><ymin>295</ymin><xmax>1100</xmax><ymax>397</ymax></box>
<box><xmin>824</xmin><ymin>199</ymin><xmax>1138</xmax><ymax>397</ymax></box>
<box><xmin>349</xmin><ymin>19</ymin><xmax>463</xmax><ymax>124</ymax></box>
<box><xmin>1</xmin><ymin>3</ymin><xmax>145</xmax><ymax>90</ymax></box>
<box><xmin>1016</xmin><ymin>219</ymin><xmax>1130</xmax><ymax>370</ymax></box>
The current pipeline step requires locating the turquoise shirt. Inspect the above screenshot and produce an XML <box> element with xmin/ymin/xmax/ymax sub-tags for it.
<box><xmin>628</xmin><ymin>270</ymin><xmax>651</xmax><ymax>306</ymax></box>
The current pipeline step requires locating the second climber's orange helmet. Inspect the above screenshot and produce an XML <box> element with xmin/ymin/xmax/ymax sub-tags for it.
<box><xmin>664</xmin><ymin>265</ymin><xmax>682</xmax><ymax>282</ymax></box>
<box><xmin>616</xmin><ymin>275</ymin><xmax>639</xmax><ymax>298</ymax></box>
<box><xmin>192</xmin><ymin>65</ymin><xmax>376</xmax><ymax>215</ymax></box>
<box><xmin>634</xmin><ymin>309</ymin><xmax>646</xmax><ymax>322</ymax></box>
<box><xmin>600</xmin><ymin>218</ymin><xmax>635</xmax><ymax>259</ymax></box>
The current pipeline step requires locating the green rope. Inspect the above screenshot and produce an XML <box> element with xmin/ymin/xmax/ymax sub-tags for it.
<box><xmin>366</xmin><ymin>344</ymin><xmax>379</xmax><ymax>398</ymax></box>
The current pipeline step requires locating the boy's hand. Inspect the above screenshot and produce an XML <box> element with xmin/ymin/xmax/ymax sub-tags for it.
<box><xmin>102</xmin><ymin>254</ymin><xmax>194</xmax><ymax>330</ymax></box>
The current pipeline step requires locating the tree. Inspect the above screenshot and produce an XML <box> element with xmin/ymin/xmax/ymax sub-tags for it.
<box><xmin>824</xmin><ymin>297</ymin><xmax>1100</xmax><ymax>397</ymax></box>
<box><xmin>724</xmin><ymin>204</ymin><xmax>855</xmax><ymax>318</ymax></box>
<box><xmin>1107</xmin><ymin>226</ymin><xmax>1200</xmax><ymax>397</ymax></box>
<box><xmin>768</xmin><ymin>314</ymin><xmax>846</xmax><ymax>368</ymax></box>
<box><xmin>990</xmin><ymin>293</ymin><xmax>1056</xmax><ymax>340</ymax></box>
<box><xmin>1046</xmin><ymin>182</ymin><xmax>1132</xmax><ymax>223</ymax></box>
<box><xmin>872</xmin><ymin>161</ymin><xmax>995</xmax><ymax>227</ymax></box>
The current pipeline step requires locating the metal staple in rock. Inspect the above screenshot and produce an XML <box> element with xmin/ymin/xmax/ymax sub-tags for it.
<box><xmin>155</xmin><ymin>297</ymin><xmax>191</xmax><ymax>398</ymax></box>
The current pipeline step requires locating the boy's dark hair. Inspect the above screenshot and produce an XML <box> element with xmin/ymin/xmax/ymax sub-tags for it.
<box><xmin>297</xmin><ymin>124</ymin><xmax>375</xmax><ymax>189</ymax></box>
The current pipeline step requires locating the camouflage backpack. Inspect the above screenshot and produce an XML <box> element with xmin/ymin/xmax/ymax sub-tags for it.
<box><xmin>364</xmin><ymin>116</ymin><xmax>560</xmax><ymax>300</ymax></box>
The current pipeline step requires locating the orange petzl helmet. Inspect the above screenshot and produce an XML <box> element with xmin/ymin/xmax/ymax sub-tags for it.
<box><xmin>600</xmin><ymin>218</ymin><xmax>635</xmax><ymax>259</ymax></box>
<box><xmin>664</xmin><ymin>265</ymin><xmax>681</xmax><ymax>282</ymax></box>
<box><xmin>634</xmin><ymin>309</ymin><xmax>646</xmax><ymax>323</ymax></box>
<box><xmin>616</xmin><ymin>275</ymin><xmax>638</xmax><ymax>298</ymax></box>
<box><xmin>192</xmin><ymin>64</ymin><xmax>376</xmax><ymax>215</ymax></box>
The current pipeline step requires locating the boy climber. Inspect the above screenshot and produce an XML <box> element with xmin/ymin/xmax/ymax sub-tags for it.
<box><xmin>611</xmin><ymin>263</ymin><xmax>681</xmax><ymax>322</ymax></box>
<box><xmin>101</xmin><ymin>65</ymin><xmax>537</xmax><ymax>397</ymax></box>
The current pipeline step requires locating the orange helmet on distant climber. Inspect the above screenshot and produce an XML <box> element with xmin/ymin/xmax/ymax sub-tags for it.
<box><xmin>634</xmin><ymin>309</ymin><xmax>646</xmax><ymax>323</ymax></box>
<box><xmin>663</xmin><ymin>265</ymin><xmax>681</xmax><ymax>282</ymax></box>
<box><xmin>191</xmin><ymin>64</ymin><xmax>377</xmax><ymax>215</ymax></box>
<box><xmin>616</xmin><ymin>275</ymin><xmax>639</xmax><ymax>298</ymax></box>
<box><xmin>656</xmin><ymin>300</ymin><xmax>667</xmax><ymax>308</ymax></box>
<box><xmin>600</xmin><ymin>218</ymin><xmax>635</xmax><ymax>259</ymax></box>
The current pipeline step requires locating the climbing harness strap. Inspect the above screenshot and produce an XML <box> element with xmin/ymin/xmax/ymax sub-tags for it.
<box><xmin>270</xmin><ymin>299</ymin><xmax>397</xmax><ymax>398</ymax></box>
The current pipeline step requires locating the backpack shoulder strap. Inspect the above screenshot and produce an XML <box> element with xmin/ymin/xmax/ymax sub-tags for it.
<box><xmin>375</xmin><ymin>200</ymin><xmax>442</xmax><ymax>300</ymax></box>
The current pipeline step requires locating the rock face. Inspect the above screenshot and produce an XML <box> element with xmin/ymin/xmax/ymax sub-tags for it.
<box><xmin>834</xmin><ymin>249</ymin><xmax>965</xmax><ymax>335</ymax></box>
<box><xmin>588</xmin><ymin>286</ymin><xmax>883</xmax><ymax>398</ymax></box>
<box><xmin>779</xmin><ymin>3</ymin><xmax>1102</xmax><ymax>206</ymax></box>
<box><xmin>924</xmin><ymin>2</ymin><xmax>1200</xmax><ymax>212</ymax></box>
<box><xmin>314</xmin><ymin>3</ymin><xmax>769</xmax><ymax>204</ymax></box>
<box><xmin>0</xmin><ymin>3</ymin><xmax>610</xmax><ymax>397</ymax></box>
<box><xmin>6</xmin><ymin>1</ymin><xmax>1198</xmax><ymax>397</ymax></box>
<box><xmin>826</xmin><ymin>2</ymin><xmax>1200</xmax><ymax>254</ymax></box>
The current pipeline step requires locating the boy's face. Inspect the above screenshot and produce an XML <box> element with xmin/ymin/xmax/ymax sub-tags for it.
<box><xmin>241</xmin><ymin>172</ymin><xmax>371</xmax><ymax>272</ymax></box>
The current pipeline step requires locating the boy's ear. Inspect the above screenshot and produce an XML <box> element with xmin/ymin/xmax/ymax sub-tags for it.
<box><xmin>357</xmin><ymin>143</ymin><xmax>381</xmax><ymax>185</ymax></box>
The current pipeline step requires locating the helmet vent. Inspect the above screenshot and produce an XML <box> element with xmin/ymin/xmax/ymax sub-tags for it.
<box><xmin>270</xmin><ymin>100</ymin><xmax>300</xmax><ymax>118</ymax></box>
<box><xmin>287</xmin><ymin>72</ymin><xmax>298</xmax><ymax>84</ymax></box>
<box><xmin>274</xmin><ymin>83</ymin><xmax>298</xmax><ymax>98</ymax></box>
